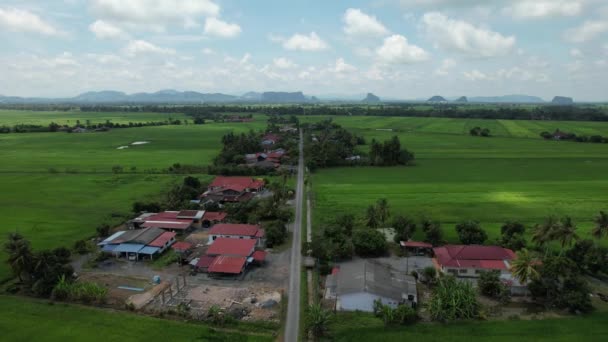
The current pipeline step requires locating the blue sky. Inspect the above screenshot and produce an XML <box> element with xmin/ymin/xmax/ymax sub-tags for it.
<box><xmin>0</xmin><ymin>0</ymin><xmax>607</xmax><ymax>100</ymax></box>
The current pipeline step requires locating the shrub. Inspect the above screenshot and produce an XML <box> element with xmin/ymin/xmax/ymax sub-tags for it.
<box><xmin>428</xmin><ymin>276</ymin><xmax>479</xmax><ymax>322</ymax></box>
<box><xmin>352</xmin><ymin>229</ymin><xmax>387</xmax><ymax>257</ymax></box>
<box><xmin>455</xmin><ymin>220</ymin><xmax>487</xmax><ymax>245</ymax></box>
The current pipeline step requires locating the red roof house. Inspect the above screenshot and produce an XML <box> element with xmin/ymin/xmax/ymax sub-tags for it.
<box><xmin>433</xmin><ymin>245</ymin><xmax>516</xmax><ymax>277</ymax></box>
<box><xmin>208</xmin><ymin>223</ymin><xmax>265</xmax><ymax>246</ymax></box>
<box><xmin>148</xmin><ymin>232</ymin><xmax>176</xmax><ymax>248</ymax></box>
<box><xmin>208</xmin><ymin>255</ymin><xmax>248</xmax><ymax>274</ymax></box>
<box><xmin>139</xmin><ymin>211</ymin><xmax>202</xmax><ymax>232</ymax></box>
<box><xmin>171</xmin><ymin>241</ymin><xmax>194</xmax><ymax>252</ymax></box>
<box><xmin>206</xmin><ymin>238</ymin><xmax>256</xmax><ymax>257</ymax></box>
<box><xmin>202</xmin><ymin>177</ymin><xmax>265</xmax><ymax>203</ymax></box>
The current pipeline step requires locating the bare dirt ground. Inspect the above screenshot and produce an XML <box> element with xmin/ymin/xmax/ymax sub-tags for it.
<box><xmin>77</xmin><ymin>272</ymin><xmax>152</xmax><ymax>306</ymax></box>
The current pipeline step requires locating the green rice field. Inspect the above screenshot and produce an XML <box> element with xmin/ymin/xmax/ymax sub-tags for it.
<box><xmin>0</xmin><ymin>296</ymin><xmax>273</xmax><ymax>341</ymax></box>
<box><xmin>0</xmin><ymin>109</ymin><xmax>189</xmax><ymax>126</ymax></box>
<box><xmin>307</xmin><ymin>115</ymin><xmax>608</xmax><ymax>244</ymax></box>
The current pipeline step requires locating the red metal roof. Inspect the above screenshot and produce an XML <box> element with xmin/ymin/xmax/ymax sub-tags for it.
<box><xmin>171</xmin><ymin>241</ymin><xmax>193</xmax><ymax>251</ymax></box>
<box><xmin>208</xmin><ymin>255</ymin><xmax>247</xmax><ymax>274</ymax></box>
<box><xmin>208</xmin><ymin>176</ymin><xmax>264</xmax><ymax>191</ymax></box>
<box><xmin>433</xmin><ymin>245</ymin><xmax>515</xmax><ymax>270</ymax></box>
<box><xmin>196</xmin><ymin>255</ymin><xmax>216</xmax><ymax>268</ymax></box>
<box><xmin>209</xmin><ymin>223</ymin><xmax>261</xmax><ymax>237</ymax></box>
<box><xmin>206</xmin><ymin>238</ymin><xmax>256</xmax><ymax>257</ymax></box>
<box><xmin>401</xmin><ymin>241</ymin><xmax>433</xmax><ymax>248</ymax></box>
<box><xmin>148</xmin><ymin>232</ymin><xmax>176</xmax><ymax>247</ymax></box>
<box><xmin>202</xmin><ymin>212</ymin><xmax>227</xmax><ymax>222</ymax></box>
<box><xmin>252</xmin><ymin>250</ymin><xmax>266</xmax><ymax>262</ymax></box>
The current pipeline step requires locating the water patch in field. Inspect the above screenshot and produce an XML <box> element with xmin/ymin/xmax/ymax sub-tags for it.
<box><xmin>131</xmin><ymin>141</ymin><xmax>150</xmax><ymax>145</ymax></box>
<box><xmin>116</xmin><ymin>146</ymin><xmax>129</xmax><ymax>150</ymax></box>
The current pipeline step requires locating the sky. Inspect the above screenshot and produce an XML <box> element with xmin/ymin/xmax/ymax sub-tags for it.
<box><xmin>0</xmin><ymin>0</ymin><xmax>607</xmax><ymax>101</ymax></box>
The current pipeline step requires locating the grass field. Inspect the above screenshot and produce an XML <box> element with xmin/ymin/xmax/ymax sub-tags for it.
<box><xmin>307</xmin><ymin>116</ymin><xmax>608</xmax><ymax>244</ymax></box>
<box><xmin>327</xmin><ymin>311</ymin><xmax>608</xmax><ymax>341</ymax></box>
<box><xmin>0</xmin><ymin>296</ymin><xmax>273</xmax><ymax>341</ymax></box>
<box><xmin>0</xmin><ymin>109</ymin><xmax>189</xmax><ymax>126</ymax></box>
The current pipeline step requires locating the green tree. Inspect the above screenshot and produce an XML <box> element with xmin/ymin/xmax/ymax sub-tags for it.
<box><xmin>4</xmin><ymin>233</ymin><xmax>33</xmax><ymax>282</ymax></box>
<box><xmin>376</xmin><ymin>198</ymin><xmax>390</xmax><ymax>225</ymax></box>
<box><xmin>555</xmin><ymin>216</ymin><xmax>579</xmax><ymax>248</ymax></box>
<box><xmin>592</xmin><ymin>211</ymin><xmax>608</xmax><ymax>239</ymax></box>
<box><xmin>352</xmin><ymin>229</ymin><xmax>387</xmax><ymax>257</ymax></box>
<box><xmin>365</xmin><ymin>205</ymin><xmax>380</xmax><ymax>229</ymax></box>
<box><xmin>478</xmin><ymin>270</ymin><xmax>509</xmax><ymax>302</ymax></box>
<box><xmin>422</xmin><ymin>219</ymin><xmax>444</xmax><ymax>246</ymax></box>
<box><xmin>306</xmin><ymin>303</ymin><xmax>331</xmax><ymax>338</ymax></box>
<box><xmin>455</xmin><ymin>220</ymin><xmax>487</xmax><ymax>245</ymax></box>
<box><xmin>500</xmin><ymin>221</ymin><xmax>526</xmax><ymax>251</ymax></box>
<box><xmin>509</xmin><ymin>248</ymin><xmax>539</xmax><ymax>285</ymax></box>
<box><xmin>334</xmin><ymin>214</ymin><xmax>356</xmax><ymax>235</ymax></box>
<box><xmin>392</xmin><ymin>215</ymin><xmax>417</xmax><ymax>243</ymax></box>
<box><xmin>532</xmin><ymin>216</ymin><xmax>560</xmax><ymax>247</ymax></box>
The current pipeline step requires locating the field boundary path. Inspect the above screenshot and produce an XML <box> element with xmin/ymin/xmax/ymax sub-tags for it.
<box><xmin>285</xmin><ymin>129</ymin><xmax>304</xmax><ymax>342</ymax></box>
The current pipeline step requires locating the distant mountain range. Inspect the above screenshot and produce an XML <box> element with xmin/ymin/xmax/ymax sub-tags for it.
<box><xmin>0</xmin><ymin>90</ymin><xmax>577</xmax><ymax>104</ymax></box>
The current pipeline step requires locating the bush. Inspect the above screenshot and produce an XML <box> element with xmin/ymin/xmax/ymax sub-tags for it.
<box><xmin>428</xmin><ymin>276</ymin><xmax>479</xmax><ymax>322</ymax></box>
<box><xmin>455</xmin><ymin>220</ymin><xmax>487</xmax><ymax>245</ymax></box>
<box><xmin>352</xmin><ymin>229</ymin><xmax>387</xmax><ymax>257</ymax></box>
<box><xmin>265</xmin><ymin>221</ymin><xmax>288</xmax><ymax>247</ymax></box>
<box><xmin>73</xmin><ymin>240</ymin><xmax>90</xmax><ymax>255</ymax></box>
<box><xmin>478</xmin><ymin>270</ymin><xmax>510</xmax><ymax>303</ymax></box>
<box><xmin>373</xmin><ymin>300</ymin><xmax>417</xmax><ymax>326</ymax></box>
<box><xmin>422</xmin><ymin>266</ymin><xmax>437</xmax><ymax>284</ymax></box>
<box><xmin>96</xmin><ymin>224</ymin><xmax>110</xmax><ymax>237</ymax></box>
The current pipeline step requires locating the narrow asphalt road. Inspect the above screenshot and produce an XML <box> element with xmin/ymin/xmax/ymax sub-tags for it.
<box><xmin>285</xmin><ymin>129</ymin><xmax>304</xmax><ymax>342</ymax></box>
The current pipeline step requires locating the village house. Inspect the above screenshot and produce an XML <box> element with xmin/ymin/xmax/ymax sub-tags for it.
<box><xmin>400</xmin><ymin>240</ymin><xmax>434</xmax><ymax>256</ymax></box>
<box><xmin>244</xmin><ymin>148</ymin><xmax>286</xmax><ymax>170</ymax></box>
<box><xmin>130</xmin><ymin>210</ymin><xmax>204</xmax><ymax>233</ymax></box>
<box><xmin>433</xmin><ymin>244</ymin><xmax>527</xmax><ymax>294</ymax></box>
<box><xmin>195</xmin><ymin>237</ymin><xmax>266</xmax><ymax>276</ymax></box>
<box><xmin>325</xmin><ymin>260</ymin><xmax>418</xmax><ymax>312</ymax></box>
<box><xmin>98</xmin><ymin>227</ymin><xmax>175</xmax><ymax>261</ymax></box>
<box><xmin>261</xmin><ymin>133</ymin><xmax>280</xmax><ymax>147</ymax></box>
<box><xmin>201</xmin><ymin>176</ymin><xmax>265</xmax><ymax>203</ymax></box>
<box><xmin>201</xmin><ymin>211</ymin><xmax>228</xmax><ymax>228</ymax></box>
<box><xmin>208</xmin><ymin>223</ymin><xmax>265</xmax><ymax>247</ymax></box>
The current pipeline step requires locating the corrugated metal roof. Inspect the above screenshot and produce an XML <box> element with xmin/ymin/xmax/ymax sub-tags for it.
<box><xmin>139</xmin><ymin>246</ymin><xmax>161</xmax><ymax>255</ymax></box>
<box><xmin>113</xmin><ymin>244</ymin><xmax>145</xmax><ymax>253</ymax></box>
<box><xmin>206</xmin><ymin>238</ymin><xmax>256</xmax><ymax>257</ymax></box>
<box><xmin>148</xmin><ymin>232</ymin><xmax>176</xmax><ymax>247</ymax></box>
<box><xmin>209</xmin><ymin>223</ymin><xmax>261</xmax><ymax>237</ymax></box>
<box><xmin>99</xmin><ymin>231</ymin><xmax>126</xmax><ymax>246</ymax></box>
<box><xmin>102</xmin><ymin>244</ymin><xmax>118</xmax><ymax>252</ymax></box>
<box><xmin>208</xmin><ymin>255</ymin><xmax>247</xmax><ymax>274</ymax></box>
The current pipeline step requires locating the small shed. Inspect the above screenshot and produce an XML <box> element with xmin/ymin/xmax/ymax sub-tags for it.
<box><xmin>400</xmin><ymin>240</ymin><xmax>434</xmax><ymax>256</ymax></box>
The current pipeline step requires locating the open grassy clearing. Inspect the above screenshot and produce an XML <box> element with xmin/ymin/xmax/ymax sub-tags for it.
<box><xmin>0</xmin><ymin>109</ymin><xmax>189</xmax><ymax>126</ymax></box>
<box><xmin>299</xmin><ymin>115</ymin><xmax>608</xmax><ymax>138</ymax></box>
<box><xmin>326</xmin><ymin>311</ymin><xmax>608</xmax><ymax>342</ymax></box>
<box><xmin>309</xmin><ymin>116</ymin><xmax>608</xmax><ymax>246</ymax></box>
<box><xmin>0</xmin><ymin>121</ymin><xmax>266</xmax><ymax>172</ymax></box>
<box><xmin>0</xmin><ymin>295</ymin><xmax>273</xmax><ymax>342</ymax></box>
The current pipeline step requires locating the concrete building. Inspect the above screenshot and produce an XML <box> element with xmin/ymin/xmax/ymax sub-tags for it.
<box><xmin>325</xmin><ymin>260</ymin><xmax>418</xmax><ymax>312</ymax></box>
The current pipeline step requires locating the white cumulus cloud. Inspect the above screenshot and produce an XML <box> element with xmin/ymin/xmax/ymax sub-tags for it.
<box><xmin>89</xmin><ymin>20</ymin><xmax>127</xmax><ymax>39</ymax></box>
<box><xmin>273</xmin><ymin>57</ymin><xmax>297</xmax><ymax>69</ymax></box>
<box><xmin>91</xmin><ymin>0</ymin><xmax>220</xmax><ymax>29</ymax></box>
<box><xmin>123</xmin><ymin>40</ymin><xmax>175</xmax><ymax>57</ymax></box>
<box><xmin>343</xmin><ymin>8</ymin><xmax>389</xmax><ymax>37</ymax></box>
<box><xmin>0</xmin><ymin>7</ymin><xmax>63</xmax><ymax>36</ymax></box>
<box><xmin>422</xmin><ymin>12</ymin><xmax>516</xmax><ymax>57</ymax></box>
<box><xmin>331</xmin><ymin>58</ymin><xmax>357</xmax><ymax>73</ymax></box>
<box><xmin>434</xmin><ymin>58</ymin><xmax>456</xmax><ymax>76</ymax></box>
<box><xmin>204</xmin><ymin>17</ymin><xmax>241</xmax><ymax>38</ymax></box>
<box><xmin>565</xmin><ymin>20</ymin><xmax>608</xmax><ymax>42</ymax></box>
<box><xmin>283</xmin><ymin>32</ymin><xmax>328</xmax><ymax>51</ymax></box>
<box><xmin>376</xmin><ymin>34</ymin><xmax>430</xmax><ymax>64</ymax></box>
<box><xmin>503</xmin><ymin>0</ymin><xmax>583</xmax><ymax>19</ymax></box>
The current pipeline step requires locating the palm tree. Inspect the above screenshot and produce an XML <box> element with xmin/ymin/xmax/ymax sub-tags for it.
<box><xmin>555</xmin><ymin>216</ymin><xmax>579</xmax><ymax>248</ymax></box>
<box><xmin>592</xmin><ymin>211</ymin><xmax>608</xmax><ymax>239</ymax></box>
<box><xmin>4</xmin><ymin>233</ymin><xmax>32</xmax><ymax>282</ymax></box>
<box><xmin>376</xmin><ymin>198</ymin><xmax>390</xmax><ymax>225</ymax></box>
<box><xmin>306</xmin><ymin>303</ymin><xmax>331</xmax><ymax>338</ymax></box>
<box><xmin>532</xmin><ymin>216</ymin><xmax>559</xmax><ymax>247</ymax></box>
<box><xmin>510</xmin><ymin>249</ymin><xmax>539</xmax><ymax>286</ymax></box>
<box><xmin>366</xmin><ymin>205</ymin><xmax>380</xmax><ymax>228</ymax></box>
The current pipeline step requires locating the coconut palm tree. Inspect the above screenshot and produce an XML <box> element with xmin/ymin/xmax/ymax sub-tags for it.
<box><xmin>376</xmin><ymin>198</ymin><xmax>390</xmax><ymax>225</ymax></box>
<box><xmin>532</xmin><ymin>216</ymin><xmax>559</xmax><ymax>247</ymax></box>
<box><xmin>366</xmin><ymin>205</ymin><xmax>380</xmax><ymax>228</ymax></box>
<box><xmin>4</xmin><ymin>233</ymin><xmax>32</xmax><ymax>282</ymax></box>
<box><xmin>592</xmin><ymin>211</ymin><xmax>608</xmax><ymax>240</ymax></box>
<box><xmin>306</xmin><ymin>303</ymin><xmax>331</xmax><ymax>338</ymax></box>
<box><xmin>510</xmin><ymin>248</ymin><xmax>539</xmax><ymax>286</ymax></box>
<box><xmin>555</xmin><ymin>216</ymin><xmax>579</xmax><ymax>248</ymax></box>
